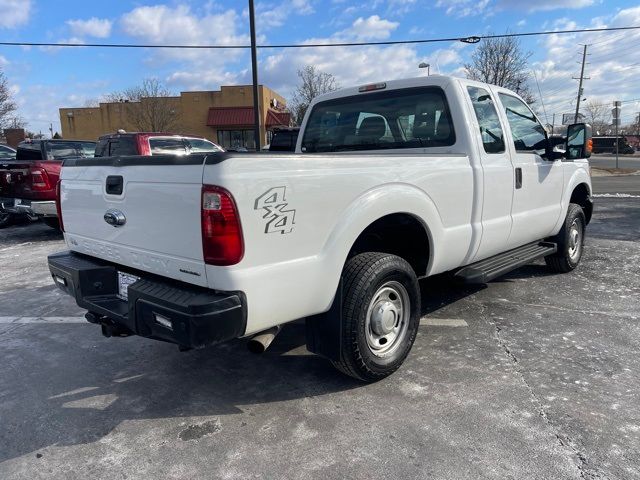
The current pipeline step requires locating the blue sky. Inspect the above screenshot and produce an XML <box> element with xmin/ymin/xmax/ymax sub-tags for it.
<box><xmin>0</xmin><ymin>0</ymin><xmax>639</xmax><ymax>135</ymax></box>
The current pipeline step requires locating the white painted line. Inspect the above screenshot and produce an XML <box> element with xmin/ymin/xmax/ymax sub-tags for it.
<box><xmin>420</xmin><ymin>318</ymin><xmax>468</xmax><ymax>327</ymax></box>
<box><xmin>0</xmin><ymin>316</ymin><xmax>86</xmax><ymax>324</ymax></box>
<box><xmin>592</xmin><ymin>193</ymin><xmax>640</xmax><ymax>198</ymax></box>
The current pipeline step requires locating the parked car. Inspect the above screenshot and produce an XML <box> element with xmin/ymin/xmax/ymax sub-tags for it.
<box><xmin>591</xmin><ymin>136</ymin><xmax>635</xmax><ymax>155</ymax></box>
<box><xmin>268</xmin><ymin>127</ymin><xmax>300</xmax><ymax>152</ymax></box>
<box><xmin>49</xmin><ymin>75</ymin><xmax>593</xmax><ymax>381</ymax></box>
<box><xmin>0</xmin><ymin>139</ymin><xmax>96</xmax><ymax>229</ymax></box>
<box><xmin>0</xmin><ymin>144</ymin><xmax>16</xmax><ymax>159</ymax></box>
<box><xmin>94</xmin><ymin>132</ymin><xmax>224</xmax><ymax>157</ymax></box>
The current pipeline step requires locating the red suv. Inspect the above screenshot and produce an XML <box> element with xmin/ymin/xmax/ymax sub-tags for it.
<box><xmin>0</xmin><ymin>139</ymin><xmax>96</xmax><ymax>228</ymax></box>
<box><xmin>95</xmin><ymin>133</ymin><xmax>224</xmax><ymax>157</ymax></box>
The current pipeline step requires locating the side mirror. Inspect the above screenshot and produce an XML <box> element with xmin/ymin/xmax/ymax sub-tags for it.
<box><xmin>566</xmin><ymin>123</ymin><xmax>592</xmax><ymax>160</ymax></box>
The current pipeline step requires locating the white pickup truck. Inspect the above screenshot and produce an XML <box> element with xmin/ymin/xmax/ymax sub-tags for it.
<box><xmin>48</xmin><ymin>75</ymin><xmax>593</xmax><ymax>381</ymax></box>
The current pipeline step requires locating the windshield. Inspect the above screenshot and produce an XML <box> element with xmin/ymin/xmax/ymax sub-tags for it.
<box><xmin>301</xmin><ymin>87</ymin><xmax>455</xmax><ymax>153</ymax></box>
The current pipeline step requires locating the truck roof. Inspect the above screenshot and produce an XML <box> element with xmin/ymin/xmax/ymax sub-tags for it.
<box><xmin>312</xmin><ymin>74</ymin><xmax>460</xmax><ymax>104</ymax></box>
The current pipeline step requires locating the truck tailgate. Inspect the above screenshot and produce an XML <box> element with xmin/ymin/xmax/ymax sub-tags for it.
<box><xmin>60</xmin><ymin>155</ymin><xmax>208</xmax><ymax>287</ymax></box>
<box><xmin>0</xmin><ymin>162</ymin><xmax>32</xmax><ymax>198</ymax></box>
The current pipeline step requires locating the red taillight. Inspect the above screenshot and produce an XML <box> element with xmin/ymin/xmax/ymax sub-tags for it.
<box><xmin>55</xmin><ymin>180</ymin><xmax>64</xmax><ymax>232</ymax></box>
<box><xmin>201</xmin><ymin>185</ymin><xmax>244</xmax><ymax>266</ymax></box>
<box><xmin>30</xmin><ymin>167</ymin><xmax>51</xmax><ymax>190</ymax></box>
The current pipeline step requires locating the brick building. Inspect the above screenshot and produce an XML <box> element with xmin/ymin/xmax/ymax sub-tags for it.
<box><xmin>59</xmin><ymin>85</ymin><xmax>291</xmax><ymax>150</ymax></box>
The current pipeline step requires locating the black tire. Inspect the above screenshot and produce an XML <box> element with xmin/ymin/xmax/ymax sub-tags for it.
<box><xmin>332</xmin><ymin>252</ymin><xmax>421</xmax><ymax>382</ymax></box>
<box><xmin>0</xmin><ymin>210</ymin><xmax>13</xmax><ymax>228</ymax></box>
<box><xmin>545</xmin><ymin>203</ymin><xmax>586</xmax><ymax>273</ymax></box>
<box><xmin>42</xmin><ymin>217</ymin><xmax>60</xmax><ymax>230</ymax></box>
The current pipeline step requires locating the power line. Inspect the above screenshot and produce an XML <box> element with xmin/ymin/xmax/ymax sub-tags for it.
<box><xmin>0</xmin><ymin>25</ymin><xmax>639</xmax><ymax>50</ymax></box>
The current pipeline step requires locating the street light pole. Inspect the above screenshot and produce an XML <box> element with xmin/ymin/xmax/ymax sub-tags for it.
<box><xmin>248</xmin><ymin>0</ymin><xmax>261</xmax><ymax>151</ymax></box>
<box><xmin>418</xmin><ymin>62</ymin><xmax>430</xmax><ymax>75</ymax></box>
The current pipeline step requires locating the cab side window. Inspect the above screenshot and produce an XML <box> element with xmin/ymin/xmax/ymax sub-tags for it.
<box><xmin>467</xmin><ymin>86</ymin><xmax>505</xmax><ymax>154</ymax></box>
<box><xmin>498</xmin><ymin>93</ymin><xmax>547</xmax><ymax>153</ymax></box>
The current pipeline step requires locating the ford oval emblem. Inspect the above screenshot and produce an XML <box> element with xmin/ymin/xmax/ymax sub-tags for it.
<box><xmin>104</xmin><ymin>209</ymin><xmax>126</xmax><ymax>227</ymax></box>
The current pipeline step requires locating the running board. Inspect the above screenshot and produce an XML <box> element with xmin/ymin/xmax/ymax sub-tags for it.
<box><xmin>455</xmin><ymin>241</ymin><xmax>557</xmax><ymax>284</ymax></box>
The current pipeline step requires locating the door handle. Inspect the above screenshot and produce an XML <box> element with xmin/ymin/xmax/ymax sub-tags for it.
<box><xmin>105</xmin><ymin>175</ymin><xmax>124</xmax><ymax>195</ymax></box>
<box><xmin>515</xmin><ymin>168</ymin><xmax>522</xmax><ymax>189</ymax></box>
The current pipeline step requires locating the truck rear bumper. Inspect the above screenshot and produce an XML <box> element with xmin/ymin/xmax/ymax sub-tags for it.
<box><xmin>0</xmin><ymin>198</ymin><xmax>55</xmax><ymax>216</ymax></box>
<box><xmin>48</xmin><ymin>251</ymin><xmax>247</xmax><ymax>349</ymax></box>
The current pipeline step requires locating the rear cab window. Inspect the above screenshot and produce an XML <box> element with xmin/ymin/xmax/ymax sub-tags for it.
<box><xmin>301</xmin><ymin>86</ymin><xmax>455</xmax><ymax>153</ymax></box>
<box><xmin>45</xmin><ymin>141</ymin><xmax>96</xmax><ymax>160</ymax></box>
<box><xmin>16</xmin><ymin>142</ymin><xmax>44</xmax><ymax>161</ymax></box>
<box><xmin>149</xmin><ymin>137</ymin><xmax>188</xmax><ymax>155</ymax></box>
<box><xmin>108</xmin><ymin>137</ymin><xmax>138</xmax><ymax>156</ymax></box>
<box><xmin>185</xmin><ymin>138</ymin><xmax>223</xmax><ymax>153</ymax></box>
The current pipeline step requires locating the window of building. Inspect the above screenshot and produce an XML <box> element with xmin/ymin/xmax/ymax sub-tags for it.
<box><xmin>301</xmin><ymin>87</ymin><xmax>455</xmax><ymax>153</ymax></box>
<box><xmin>498</xmin><ymin>93</ymin><xmax>547</xmax><ymax>153</ymax></box>
<box><xmin>467</xmin><ymin>86</ymin><xmax>505</xmax><ymax>154</ymax></box>
<box><xmin>217</xmin><ymin>130</ymin><xmax>256</xmax><ymax>150</ymax></box>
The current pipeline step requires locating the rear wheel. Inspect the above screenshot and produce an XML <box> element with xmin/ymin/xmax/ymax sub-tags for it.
<box><xmin>42</xmin><ymin>217</ymin><xmax>60</xmax><ymax>230</ymax></box>
<box><xmin>332</xmin><ymin>252</ymin><xmax>421</xmax><ymax>382</ymax></box>
<box><xmin>0</xmin><ymin>210</ymin><xmax>13</xmax><ymax>228</ymax></box>
<box><xmin>545</xmin><ymin>203</ymin><xmax>586</xmax><ymax>273</ymax></box>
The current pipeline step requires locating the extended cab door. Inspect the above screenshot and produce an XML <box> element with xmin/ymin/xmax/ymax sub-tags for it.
<box><xmin>464</xmin><ymin>83</ymin><xmax>514</xmax><ymax>261</ymax></box>
<box><xmin>496</xmin><ymin>92</ymin><xmax>564</xmax><ymax>248</ymax></box>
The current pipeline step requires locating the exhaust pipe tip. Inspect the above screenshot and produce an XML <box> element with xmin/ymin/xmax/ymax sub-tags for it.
<box><xmin>247</xmin><ymin>326</ymin><xmax>282</xmax><ymax>354</ymax></box>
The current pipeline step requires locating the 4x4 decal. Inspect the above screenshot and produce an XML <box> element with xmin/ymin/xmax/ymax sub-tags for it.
<box><xmin>254</xmin><ymin>187</ymin><xmax>296</xmax><ymax>234</ymax></box>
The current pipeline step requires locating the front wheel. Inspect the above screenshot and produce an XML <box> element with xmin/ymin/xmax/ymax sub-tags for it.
<box><xmin>545</xmin><ymin>203</ymin><xmax>586</xmax><ymax>273</ymax></box>
<box><xmin>332</xmin><ymin>252</ymin><xmax>421</xmax><ymax>382</ymax></box>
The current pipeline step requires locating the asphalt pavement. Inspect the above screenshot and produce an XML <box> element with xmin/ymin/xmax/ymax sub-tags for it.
<box><xmin>592</xmin><ymin>175</ymin><xmax>640</xmax><ymax>195</ymax></box>
<box><xmin>0</xmin><ymin>197</ymin><xmax>639</xmax><ymax>480</ymax></box>
<box><xmin>589</xmin><ymin>153</ymin><xmax>640</xmax><ymax>170</ymax></box>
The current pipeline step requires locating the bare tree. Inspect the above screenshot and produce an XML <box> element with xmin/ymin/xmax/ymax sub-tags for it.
<box><xmin>0</xmin><ymin>69</ymin><xmax>18</xmax><ymax>130</ymax></box>
<box><xmin>582</xmin><ymin>101</ymin><xmax>611</xmax><ymax>135</ymax></box>
<box><xmin>464</xmin><ymin>36</ymin><xmax>536</xmax><ymax>104</ymax></box>
<box><xmin>290</xmin><ymin>66</ymin><xmax>339</xmax><ymax>125</ymax></box>
<box><xmin>105</xmin><ymin>79</ymin><xmax>180</xmax><ymax>132</ymax></box>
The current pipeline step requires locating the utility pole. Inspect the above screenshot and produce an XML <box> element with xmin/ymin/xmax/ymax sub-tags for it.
<box><xmin>573</xmin><ymin>45</ymin><xmax>590</xmax><ymax>124</ymax></box>
<box><xmin>613</xmin><ymin>101</ymin><xmax>621</xmax><ymax>169</ymax></box>
<box><xmin>248</xmin><ymin>0</ymin><xmax>261</xmax><ymax>151</ymax></box>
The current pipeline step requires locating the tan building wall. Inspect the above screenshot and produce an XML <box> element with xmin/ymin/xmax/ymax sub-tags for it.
<box><xmin>59</xmin><ymin>85</ymin><xmax>287</xmax><ymax>146</ymax></box>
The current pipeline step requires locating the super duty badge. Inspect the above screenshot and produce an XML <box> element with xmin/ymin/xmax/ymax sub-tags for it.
<box><xmin>254</xmin><ymin>187</ymin><xmax>296</xmax><ymax>234</ymax></box>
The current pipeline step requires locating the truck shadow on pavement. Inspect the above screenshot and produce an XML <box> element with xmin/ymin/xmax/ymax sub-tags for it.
<box><xmin>1</xmin><ymin>260</ymin><xmax>572</xmax><ymax>463</ymax></box>
<box><xmin>0</xmin><ymin>221</ymin><xmax>63</xmax><ymax>245</ymax></box>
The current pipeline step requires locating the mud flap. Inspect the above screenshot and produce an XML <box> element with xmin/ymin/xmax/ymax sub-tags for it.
<box><xmin>305</xmin><ymin>279</ymin><xmax>343</xmax><ymax>362</ymax></box>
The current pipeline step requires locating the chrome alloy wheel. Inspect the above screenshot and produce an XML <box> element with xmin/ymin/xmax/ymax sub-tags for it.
<box><xmin>568</xmin><ymin>219</ymin><xmax>583</xmax><ymax>262</ymax></box>
<box><xmin>365</xmin><ymin>281</ymin><xmax>411</xmax><ymax>357</ymax></box>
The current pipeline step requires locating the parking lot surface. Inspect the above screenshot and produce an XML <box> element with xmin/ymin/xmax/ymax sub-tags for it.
<box><xmin>1</xmin><ymin>197</ymin><xmax>639</xmax><ymax>480</ymax></box>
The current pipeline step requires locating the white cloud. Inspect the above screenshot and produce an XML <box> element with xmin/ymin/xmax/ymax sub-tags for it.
<box><xmin>532</xmin><ymin>9</ymin><xmax>640</xmax><ymax>127</ymax></box>
<box><xmin>0</xmin><ymin>55</ymin><xmax>8</xmax><ymax>67</ymax></box>
<box><xmin>498</xmin><ymin>0</ymin><xmax>594</xmax><ymax>12</ymax></box>
<box><xmin>348</xmin><ymin>15</ymin><xmax>399</xmax><ymax>40</ymax></box>
<box><xmin>437</xmin><ymin>0</ymin><xmax>594</xmax><ymax>17</ymax></box>
<box><xmin>0</xmin><ymin>0</ymin><xmax>31</xmax><ymax>28</ymax></box>
<box><xmin>436</xmin><ymin>0</ymin><xmax>490</xmax><ymax>17</ymax></box>
<box><xmin>121</xmin><ymin>5</ymin><xmax>247</xmax><ymax>47</ymax></box>
<box><xmin>66</xmin><ymin>17</ymin><xmax>113</xmax><ymax>39</ymax></box>
<box><xmin>255</xmin><ymin>0</ymin><xmax>315</xmax><ymax>30</ymax></box>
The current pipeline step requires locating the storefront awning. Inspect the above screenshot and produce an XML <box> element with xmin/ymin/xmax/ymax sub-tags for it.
<box><xmin>207</xmin><ymin>107</ymin><xmax>291</xmax><ymax>128</ymax></box>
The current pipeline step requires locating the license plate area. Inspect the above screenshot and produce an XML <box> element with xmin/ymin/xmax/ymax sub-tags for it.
<box><xmin>117</xmin><ymin>272</ymin><xmax>140</xmax><ymax>301</ymax></box>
